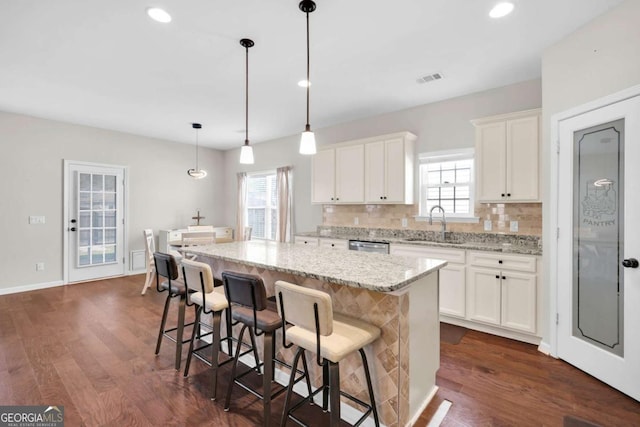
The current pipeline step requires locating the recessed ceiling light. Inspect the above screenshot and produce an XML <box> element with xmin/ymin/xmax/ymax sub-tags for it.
<box><xmin>297</xmin><ymin>80</ymin><xmax>311</xmax><ymax>88</ymax></box>
<box><xmin>147</xmin><ymin>7</ymin><xmax>172</xmax><ymax>23</ymax></box>
<box><xmin>489</xmin><ymin>2</ymin><xmax>514</xmax><ymax>18</ymax></box>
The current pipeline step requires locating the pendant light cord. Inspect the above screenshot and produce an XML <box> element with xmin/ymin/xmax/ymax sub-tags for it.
<box><xmin>245</xmin><ymin>43</ymin><xmax>249</xmax><ymax>145</ymax></box>
<box><xmin>305</xmin><ymin>9</ymin><xmax>310</xmax><ymax>129</ymax></box>
<box><xmin>195</xmin><ymin>127</ymin><xmax>199</xmax><ymax>169</ymax></box>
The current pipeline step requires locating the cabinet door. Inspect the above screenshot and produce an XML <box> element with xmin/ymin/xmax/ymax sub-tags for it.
<box><xmin>384</xmin><ymin>138</ymin><xmax>408</xmax><ymax>203</ymax></box>
<box><xmin>476</xmin><ymin>122</ymin><xmax>507</xmax><ymax>202</ymax></box>
<box><xmin>501</xmin><ymin>271</ymin><xmax>537</xmax><ymax>333</ymax></box>
<box><xmin>335</xmin><ymin>145</ymin><xmax>364</xmax><ymax>203</ymax></box>
<box><xmin>506</xmin><ymin>115</ymin><xmax>539</xmax><ymax>201</ymax></box>
<box><xmin>439</xmin><ymin>264</ymin><xmax>466</xmax><ymax>318</ymax></box>
<box><xmin>311</xmin><ymin>149</ymin><xmax>335</xmax><ymax>203</ymax></box>
<box><xmin>467</xmin><ymin>267</ymin><xmax>501</xmax><ymax>326</ymax></box>
<box><xmin>364</xmin><ymin>141</ymin><xmax>386</xmax><ymax>202</ymax></box>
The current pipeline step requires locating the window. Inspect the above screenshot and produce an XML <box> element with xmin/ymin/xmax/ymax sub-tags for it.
<box><xmin>419</xmin><ymin>149</ymin><xmax>475</xmax><ymax>218</ymax></box>
<box><xmin>246</xmin><ymin>171</ymin><xmax>277</xmax><ymax>240</ymax></box>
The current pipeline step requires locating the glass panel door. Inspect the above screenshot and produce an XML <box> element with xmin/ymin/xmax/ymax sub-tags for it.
<box><xmin>572</xmin><ymin>119</ymin><xmax>624</xmax><ymax>356</ymax></box>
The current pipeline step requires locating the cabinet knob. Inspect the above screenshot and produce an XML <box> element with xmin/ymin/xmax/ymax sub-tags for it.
<box><xmin>495</xmin><ymin>275</ymin><xmax>500</xmax><ymax>279</ymax></box>
<box><xmin>502</xmin><ymin>276</ymin><xmax>506</xmax><ymax>280</ymax></box>
<box><xmin>384</xmin><ymin>196</ymin><xmax>387</xmax><ymax>200</ymax></box>
<box><xmin>507</xmin><ymin>193</ymin><xmax>511</xmax><ymax>197</ymax></box>
<box><xmin>331</xmin><ymin>244</ymin><xmax>335</xmax><ymax>247</ymax></box>
<box><xmin>330</xmin><ymin>197</ymin><xmax>334</xmax><ymax>201</ymax></box>
<box><xmin>498</xmin><ymin>260</ymin><xmax>503</xmax><ymax>264</ymax></box>
<box><xmin>501</xmin><ymin>193</ymin><xmax>505</xmax><ymax>197</ymax></box>
<box><xmin>380</xmin><ymin>196</ymin><xmax>383</xmax><ymax>200</ymax></box>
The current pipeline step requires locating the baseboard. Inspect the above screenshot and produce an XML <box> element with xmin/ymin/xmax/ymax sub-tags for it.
<box><xmin>127</xmin><ymin>269</ymin><xmax>146</xmax><ymax>276</ymax></box>
<box><xmin>408</xmin><ymin>386</ymin><xmax>438</xmax><ymax>426</ymax></box>
<box><xmin>537</xmin><ymin>340</ymin><xmax>552</xmax><ymax>356</ymax></box>
<box><xmin>0</xmin><ymin>280</ymin><xmax>65</xmax><ymax>296</ymax></box>
<box><xmin>440</xmin><ymin>315</ymin><xmax>541</xmax><ymax>345</ymax></box>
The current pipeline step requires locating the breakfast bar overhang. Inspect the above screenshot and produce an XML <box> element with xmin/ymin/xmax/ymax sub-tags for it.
<box><xmin>182</xmin><ymin>241</ymin><xmax>447</xmax><ymax>427</ymax></box>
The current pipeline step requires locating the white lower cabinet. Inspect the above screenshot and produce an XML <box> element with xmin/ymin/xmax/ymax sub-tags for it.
<box><xmin>390</xmin><ymin>244</ymin><xmax>466</xmax><ymax>319</ymax></box>
<box><xmin>391</xmin><ymin>244</ymin><xmax>539</xmax><ymax>341</ymax></box>
<box><xmin>467</xmin><ymin>251</ymin><xmax>537</xmax><ymax>334</ymax></box>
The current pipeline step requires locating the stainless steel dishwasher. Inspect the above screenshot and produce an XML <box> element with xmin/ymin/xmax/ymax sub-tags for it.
<box><xmin>348</xmin><ymin>240</ymin><xmax>390</xmax><ymax>254</ymax></box>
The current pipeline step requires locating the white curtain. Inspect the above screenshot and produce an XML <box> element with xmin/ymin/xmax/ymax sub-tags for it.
<box><xmin>236</xmin><ymin>172</ymin><xmax>247</xmax><ymax>241</ymax></box>
<box><xmin>276</xmin><ymin>166</ymin><xmax>293</xmax><ymax>242</ymax></box>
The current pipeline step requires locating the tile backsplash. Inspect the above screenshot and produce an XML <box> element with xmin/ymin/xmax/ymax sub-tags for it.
<box><xmin>322</xmin><ymin>203</ymin><xmax>542</xmax><ymax>236</ymax></box>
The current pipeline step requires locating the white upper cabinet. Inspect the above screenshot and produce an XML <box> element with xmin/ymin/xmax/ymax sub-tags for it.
<box><xmin>312</xmin><ymin>145</ymin><xmax>365</xmax><ymax>203</ymax></box>
<box><xmin>312</xmin><ymin>131</ymin><xmax>416</xmax><ymax>205</ymax></box>
<box><xmin>335</xmin><ymin>145</ymin><xmax>365</xmax><ymax>203</ymax></box>
<box><xmin>473</xmin><ymin>109</ymin><xmax>541</xmax><ymax>203</ymax></box>
<box><xmin>365</xmin><ymin>135</ymin><xmax>415</xmax><ymax>204</ymax></box>
<box><xmin>311</xmin><ymin>149</ymin><xmax>336</xmax><ymax>203</ymax></box>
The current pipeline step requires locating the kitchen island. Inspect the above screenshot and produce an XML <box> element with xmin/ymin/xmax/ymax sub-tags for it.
<box><xmin>183</xmin><ymin>240</ymin><xmax>447</xmax><ymax>427</ymax></box>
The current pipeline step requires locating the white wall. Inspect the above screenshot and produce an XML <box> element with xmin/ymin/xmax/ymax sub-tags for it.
<box><xmin>223</xmin><ymin>78</ymin><xmax>542</xmax><ymax>231</ymax></box>
<box><xmin>541</xmin><ymin>0</ymin><xmax>640</xmax><ymax>345</ymax></box>
<box><xmin>0</xmin><ymin>111</ymin><xmax>225</xmax><ymax>290</ymax></box>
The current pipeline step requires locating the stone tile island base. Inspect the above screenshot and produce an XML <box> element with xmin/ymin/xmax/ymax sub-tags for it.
<box><xmin>203</xmin><ymin>258</ymin><xmax>440</xmax><ymax>427</ymax></box>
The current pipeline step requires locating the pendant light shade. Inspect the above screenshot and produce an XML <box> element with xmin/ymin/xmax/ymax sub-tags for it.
<box><xmin>299</xmin><ymin>0</ymin><xmax>317</xmax><ymax>155</ymax></box>
<box><xmin>187</xmin><ymin>123</ymin><xmax>207</xmax><ymax>179</ymax></box>
<box><xmin>239</xmin><ymin>38</ymin><xmax>255</xmax><ymax>165</ymax></box>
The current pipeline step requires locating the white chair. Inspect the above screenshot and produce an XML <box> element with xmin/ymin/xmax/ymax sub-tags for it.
<box><xmin>243</xmin><ymin>226</ymin><xmax>252</xmax><ymax>241</ymax></box>
<box><xmin>181</xmin><ymin>231</ymin><xmax>216</xmax><ymax>246</ymax></box>
<box><xmin>275</xmin><ymin>280</ymin><xmax>381</xmax><ymax>426</ymax></box>
<box><xmin>141</xmin><ymin>229</ymin><xmax>155</xmax><ymax>295</ymax></box>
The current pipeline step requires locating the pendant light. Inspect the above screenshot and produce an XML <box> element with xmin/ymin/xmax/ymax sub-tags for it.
<box><xmin>187</xmin><ymin>123</ymin><xmax>207</xmax><ymax>179</ymax></box>
<box><xmin>299</xmin><ymin>0</ymin><xmax>317</xmax><ymax>155</ymax></box>
<box><xmin>239</xmin><ymin>38</ymin><xmax>255</xmax><ymax>164</ymax></box>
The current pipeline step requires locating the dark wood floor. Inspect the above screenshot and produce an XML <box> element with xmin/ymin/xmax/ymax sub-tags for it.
<box><xmin>0</xmin><ymin>275</ymin><xmax>638</xmax><ymax>426</ymax></box>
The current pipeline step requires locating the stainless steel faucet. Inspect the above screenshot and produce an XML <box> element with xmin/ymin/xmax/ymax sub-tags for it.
<box><xmin>429</xmin><ymin>205</ymin><xmax>447</xmax><ymax>240</ymax></box>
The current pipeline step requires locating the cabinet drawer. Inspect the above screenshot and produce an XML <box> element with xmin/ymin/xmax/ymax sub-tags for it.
<box><xmin>468</xmin><ymin>251</ymin><xmax>536</xmax><ymax>273</ymax></box>
<box><xmin>319</xmin><ymin>238</ymin><xmax>348</xmax><ymax>249</ymax></box>
<box><xmin>390</xmin><ymin>244</ymin><xmax>465</xmax><ymax>264</ymax></box>
<box><xmin>294</xmin><ymin>236</ymin><xmax>318</xmax><ymax>246</ymax></box>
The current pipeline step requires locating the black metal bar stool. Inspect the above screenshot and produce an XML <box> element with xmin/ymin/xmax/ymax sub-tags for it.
<box><xmin>275</xmin><ymin>280</ymin><xmax>381</xmax><ymax>427</ymax></box>
<box><xmin>181</xmin><ymin>258</ymin><xmax>242</xmax><ymax>400</ymax></box>
<box><xmin>222</xmin><ymin>271</ymin><xmax>312</xmax><ymax>427</ymax></box>
<box><xmin>153</xmin><ymin>252</ymin><xmax>194</xmax><ymax>370</ymax></box>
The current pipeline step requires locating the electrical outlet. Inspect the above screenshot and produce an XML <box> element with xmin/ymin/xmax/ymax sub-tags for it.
<box><xmin>29</xmin><ymin>216</ymin><xmax>46</xmax><ymax>224</ymax></box>
<box><xmin>510</xmin><ymin>221</ymin><xmax>519</xmax><ymax>232</ymax></box>
<box><xmin>354</xmin><ymin>217</ymin><xmax>359</xmax><ymax>225</ymax></box>
<box><xmin>484</xmin><ymin>220</ymin><xmax>492</xmax><ymax>231</ymax></box>
<box><xmin>36</xmin><ymin>262</ymin><xmax>45</xmax><ymax>271</ymax></box>
<box><xmin>401</xmin><ymin>218</ymin><xmax>408</xmax><ymax>228</ymax></box>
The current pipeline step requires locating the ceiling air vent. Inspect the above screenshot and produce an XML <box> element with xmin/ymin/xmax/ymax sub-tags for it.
<box><xmin>416</xmin><ymin>73</ymin><xmax>443</xmax><ymax>84</ymax></box>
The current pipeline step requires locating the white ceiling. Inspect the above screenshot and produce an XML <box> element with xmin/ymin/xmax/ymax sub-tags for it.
<box><xmin>0</xmin><ymin>0</ymin><xmax>623</xmax><ymax>149</ymax></box>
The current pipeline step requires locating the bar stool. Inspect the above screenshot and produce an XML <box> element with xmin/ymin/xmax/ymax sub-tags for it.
<box><xmin>181</xmin><ymin>258</ymin><xmax>235</xmax><ymax>400</ymax></box>
<box><xmin>153</xmin><ymin>252</ymin><xmax>193</xmax><ymax>370</ymax></box>
<box><xmin>274</xmin><ymin>280</ymin><xmax>381</xmax><ymax>427</ymax></box>
<box><xmin>222</xmin><ymin>271</ymin><xmax>311</xmax><ymax>427</ymax></box>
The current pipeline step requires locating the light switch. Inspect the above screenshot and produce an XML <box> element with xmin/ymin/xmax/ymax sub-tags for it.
<box><xmin>29</xmin><ymin>216</ymin><xmax>46</xmax><ymax>224</ymax></box>
<box><xmin>510</xmin><ymin>221</ymin><xmax>519</xmax><ymax>232</ymax></box>
<box><xmin>401</xmin><ymin>218</ymin><xmax>408</xmax><ymax>228</ymax></box>
<box><xmin>354</xmin><ymin>217</ymin><xmax>359</xmax><ymax>225</ymax></box>
<box><xmin>484</xmin><ymin>220</ymin><xmax>492</xmax><ymax>231</ymax></box>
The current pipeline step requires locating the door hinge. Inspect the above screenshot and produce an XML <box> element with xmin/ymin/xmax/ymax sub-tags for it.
<box><xmin>556</xmin><ymin>227</ymin><xmax>560</xmax><ymax>239</ymax></box>
<box><xmin>556</xmin><ymin>140</ymin><xmax>560</xmax><ymax>154</ymax></box>
<box><xmin>556</xmin><ymin>313</ymin><xmax>559</xmax><ymax>325</ymax></box>
<box><xmin>122</xmin><ymin>218</ymin><xmax>125</xmax><ymax>224</ymax></box>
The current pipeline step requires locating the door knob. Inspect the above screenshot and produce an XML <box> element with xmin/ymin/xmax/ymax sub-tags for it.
<box><xmin>69</xmin><ymin>227</ymin><xmax>77</xmax><ymax>232</ymax></box>
<box><xmin>622</xmin><ymin>258</ymin><xmax>639</xmax><ymax>268</ymax></box>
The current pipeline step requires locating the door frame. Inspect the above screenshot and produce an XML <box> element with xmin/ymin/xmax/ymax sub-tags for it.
<box><xmin>548</xmin><ymin>83</ymin><xmax>640</xmax><ymax>357</ymax></box>
<box><xmin>63</xmin><ymin>160</ymin><xmax>130</xmax><ymax>284</ymax></box>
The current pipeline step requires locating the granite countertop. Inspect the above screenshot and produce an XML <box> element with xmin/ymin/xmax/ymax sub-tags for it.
<box><xmin>181</xmin><ymin>240</ymin><xmax>447</xmax><ymax>293</ymax></box>
<box><xmin>296</xmin><ymin>228</ymin><xmax>542</xmax><ymax>256</ymax></box>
